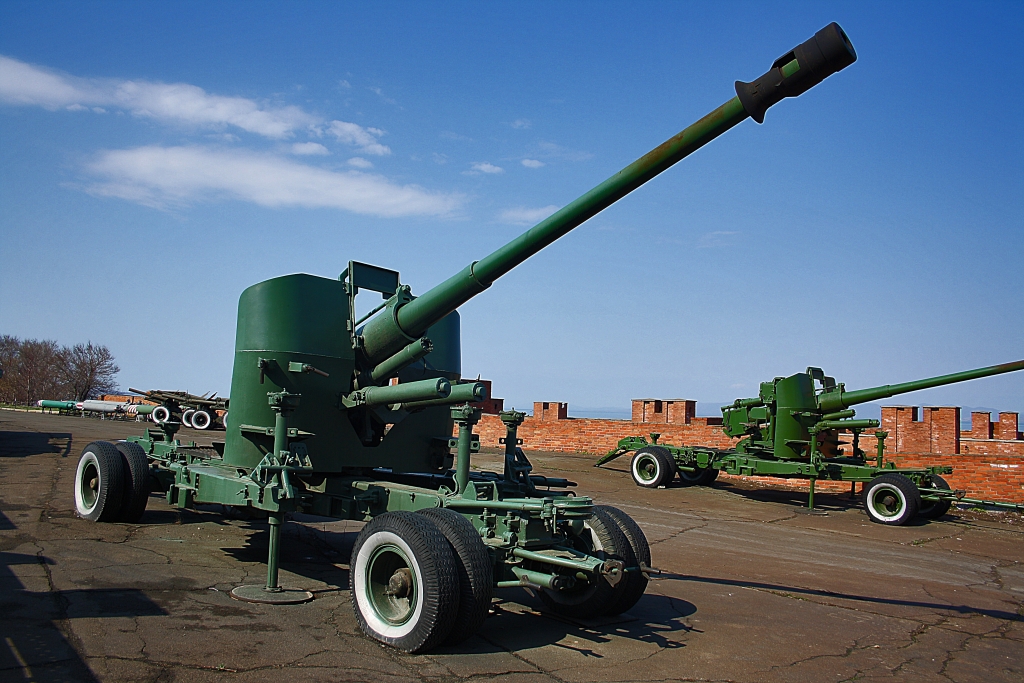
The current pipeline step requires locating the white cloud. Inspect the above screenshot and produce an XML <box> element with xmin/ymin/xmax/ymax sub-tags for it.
<box><xmin>432</xmin><ymin>153</ymin><xmax>448</xmax><ymax>165</ymax></box>
<box><xmin>83</xmin><ymin>145</ymin><xmax>461</xmax><ymax>217</ymax></box>
<box><xmin>511</xmin><ymin>119</ymin><xmax>531</xmax><ymax>129</ymax></box>
<box><xmin>327</xmin><ymin>120</ymin><xmax>390</xmax><ymax>155</ymax></box>
<box><xmin>0</xmin><ymin>54</ymin><xmax>317</xmax><ymax>138</ymax></box>
<box><xmin>347</xmin><ymin>157</ymin><xmax>373</xmax><ymax>168</ymax></box>
<box><xmin>468</xmin><ymin>162</ymin><xmax>503</xmax><ymax>175</ymax></box>
<box><xmin>521</xmin><ymin>159</ymin><xmax>545</xmax><ymax>168</ymax></box>
<box><xmin>535</xmin><ymin>141</ymin><xmax>593</xmax><ymax>162</ymax></box>
<box><xmin>696</xmin><ymin>230</ymin><xmax>739</xmax><ymax>248</ymax></box>
<box><xmin>291</xmin><ymin>142</ymin><xmax>329</xmax><ymax>155</ymax></box>
<box><xmin>499</xmin><ymin>205</ymin><xmax>560</xmax><ymax>225</ymax></box>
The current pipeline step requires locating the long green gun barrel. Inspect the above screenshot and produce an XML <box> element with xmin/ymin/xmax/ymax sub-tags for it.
<box><xmin>818</xmin><ymin>360</ymin><xmax>1024</xmax><ymax>412</ymax></box>
<box><xmin>359</xmin><ymin>23</ymin><xmax>857</xmax><ymax>365</ymax></box>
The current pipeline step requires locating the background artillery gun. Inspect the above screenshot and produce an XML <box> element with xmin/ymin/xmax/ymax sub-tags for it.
<box><xmin>598</xmin><ymin>362</ymin><xmax>1024</xmax><ymax>525</ymax></box>
<box><xmin>71</xmin><ymin>24</ymin><xmax>856</xmax><ymax>651</ymax></box>
<box><xmin>129</xmin><ymin>387</ymin><xmax>229</xmax><ymax>430</ymax></box>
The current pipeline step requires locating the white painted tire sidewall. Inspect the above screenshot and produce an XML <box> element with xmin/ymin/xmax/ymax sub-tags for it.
<box><xmin>353</xmin><ymin>530</ymin><xmax>426</xmax><ymax>639</ymax></box>
<box><xmin>192</xmin><ymin>411</ymin><xmax>211</xmax><ymax>429</ymax></box>
<box><xmin>152</xmin><ymin>406</ymin><xmax>170</xmax><ymax>424</ymax></box>
<box><xmin>75</xmin><ymin>450</ymin><xmax>101</xmax><ymax>517</ymax></box>
<box><xmin>631</xmin><ymin>454</ymin><xmax>660</xmax><ymax>485</ymax></box>
<box><xmin>181</xmin><ymin>409</ymin><xmax>195</xmax><ymax>428</ymax></box>
<box><xmin>868</xmin><ymin>483</ymin><xmax>906</xmax><ymax>522</ymax></box>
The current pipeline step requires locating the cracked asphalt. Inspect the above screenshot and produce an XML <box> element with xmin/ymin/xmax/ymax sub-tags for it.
<box><xmin>2</xmin><ymin>409</ymin><xmax>1022</xmax><ymax>682</ymax></box>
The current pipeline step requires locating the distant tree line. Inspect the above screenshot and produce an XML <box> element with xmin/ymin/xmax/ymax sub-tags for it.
<box><xmin>0</xmin><ymin>335</ymin><xmax>120</xmax><ymax>404</ymax></box>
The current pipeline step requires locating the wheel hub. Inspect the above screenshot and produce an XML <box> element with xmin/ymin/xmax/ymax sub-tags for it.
<box><xmin>385</xmin><ymin>568</ymin><xmax>413</xmax><ymax>598</ymax></box>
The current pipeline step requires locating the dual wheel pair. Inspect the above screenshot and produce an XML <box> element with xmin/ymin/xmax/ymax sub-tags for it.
<box><xmin>630</xmin><ymin>446</ymin><xmax>718</xmax><ymax>489</ymax></box>
<box><xmin>74</xmin><ymin>441</ymin><xmax>151</xmax><ymax>523</ymax></box>
<box><xmin>350</xmin><ymin>504</ymin><xmax>650</xmax><ymax>653</ymax></box>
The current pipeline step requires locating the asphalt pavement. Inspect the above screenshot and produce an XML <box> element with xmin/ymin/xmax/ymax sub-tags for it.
<box><xmin>1</xmin><ymin>409</ymin><xmax>1021</xmax><ymax>682</ymax></box>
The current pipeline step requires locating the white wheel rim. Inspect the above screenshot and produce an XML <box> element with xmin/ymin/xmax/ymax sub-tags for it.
<box><xmin>632</xmin><ymin>454</ymin><xmax>660</xmax><ymax>484</ymax></box>
<box><xmin>152</xmin><ymin>406</ymin><xmax>170</xmax><ymax>423</ymax></box>
<box><xmin>192</xmin><ymin>411</ymin><xmax>210</xmax><ymax>429</ymax></box>
<box><xmin>353</xmin><ymin>530</ymin><xmax>425</xmax><ymax>639</ymax></box>
<box><xmin>75</xmin><ymin>451</ymin><xmax>101</xmax><ymax>516</ymax></box>
<box><xmin>869</xmin><ymin>483</ymin><xmax>906</xmax><ymax>520</ymax></box>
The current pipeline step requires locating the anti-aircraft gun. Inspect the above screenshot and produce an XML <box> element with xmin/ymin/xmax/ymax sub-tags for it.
<box><xmin>71</xmin><ymin>24</ymin><xmax>857</xmax><ymax>652</ymax></box>
<box><xmin>599</xmin><ymin>361</ymin><xmax>1024</xmax><ymax>525</ymax></box>
<box><xmin>128</xmin><ymin>387</ymin><xmax>229</xmax><ymax>430</ymax></box>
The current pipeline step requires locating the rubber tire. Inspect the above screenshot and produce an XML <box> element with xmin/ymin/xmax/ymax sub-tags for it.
<box><xmin>75</xmin><ymin>441</ymin><xmax>125</xmax><ymax>522</ymax></box>
<box><xmin>865</xmin><ymin>473</ymin><xmax>921</xmax><ymax>526</ymax></box>
<box><xmin>350</xmin><ymin>511</ymin><xmax>459</xmax><ymax>653</ymax></box>
<box><xmin>417</xmin><ymin>508</ymin><xmax>493</xmax><ymax>645</ymax></box>
<box><xmin>596</xmin><ymin>505</ymin><xmax>650</xmax><ymax>616</ymax></box>
<box><xmin>115</xmin><ymin>441</ymin><xmax>151</xmax><ymax>523</ymax></box>
<box><xmin>222</xmin><ymin>410</ymin><xmax>228</xmax><ymax>429</ymax></box>
<box><xmin>152</xmin><ymin>405</ymin><xmax>170</xmax><ymax>424</ymax></box>
<box><xmin>917</xmin><ymin>474</ymin><xmax>953</xmax><ymax>520</ymax></box>
<box><xmin>181</xmin><ymin>409</ymin><xmax>195</xmax><ymax>428</ymax></box>
<box><xmin>537</xmin><ymin>506</ymin><xmax>632</xmax><ymax>620</ymax></box>
<box><xmin>630</xmin><ymin>446</ymin><xmax>675</xmax><ymax>488</ymax></box>
<box><xmin>678</xmin><ymin>466</ymin><xmax>719</xmax><ymax>487</ymax></box>
<box><xmin>191</xmin><ymin>410</ymin><xmax>212</xmax><ymax>430</ymax></box>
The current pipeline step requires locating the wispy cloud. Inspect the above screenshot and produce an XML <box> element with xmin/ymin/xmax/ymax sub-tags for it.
<box><xmin>534</xmin><ymin>141</ymin><xmax>593</xmax><ymax>162</ymax></box>
<box><xmin>0</xmin><ymin>54</ymin><xmax>317</xmax><ymax>138</ymax></box>
<box><xmin>369</xmin><ymin>86</ymin><xmax>397</xmax><ymax>105</ymax></box>
<box><xmin>347</xmin><ymin>157</ymin><xmax>373</xmax><ymax>168</ymax></box>
<box><xmin>499</xmin><ymin>205</ymin><xmax>560</xmax><ymax>225</ymax></box>
<box><xmin>83</xmin><ymin>145</ymin><xmax>462</xmax><ymax>217</ymax></box>
<box><xmin>467</xmin><ymin>162</ymin><xmax>504</xmax><ymax>175</ymax></box>
<box><xmin>326</xmin><ymin>120</ymin><xmax>390</xmax><ymax>156</ymax></box>
<box><xmin>291</xmin><ymin>142</ymin><xmax>329</xmax><ymax>155</ymax></box>
<box><xmin>521</xmin><ymin>159</ymin><xmax>545</xmax><ymax>168</ymax></box>
<box><xmin>511</xmin><ymin>118</ymin><xmax>531</xmax><ymax>129</ymax></box>
<box><xmin>696</xmin><ymin>230</ymin><xmax>739</xmax><ymax>248</ymax></box>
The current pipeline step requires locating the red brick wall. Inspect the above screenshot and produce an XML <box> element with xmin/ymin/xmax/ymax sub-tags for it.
<box><xmin>458</xmin><ymin>405</ymin><xmax>1024</xmax><ymax>503</ymax></box>
<box><xmin>533</xmin><ymin>402</ymin><xmax>568</xmax><ymax>421</ymax></box>
<box><xmin>883</xmin><ymin>406</ymin><xmax>960</xmax><ymax>455</ymax></box>
<box><xmin>631</xmin><ymin>399</ymin><xmax>697</xmax><ymax>425</ymax></box>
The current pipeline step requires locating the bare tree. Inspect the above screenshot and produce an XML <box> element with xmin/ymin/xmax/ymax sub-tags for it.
<box><xmin>0</xmin><ymin>336</ymin><xmax>120</xmax><ymax>404</ymax></box>
<box><xmin>13</xmin><ymin>339</ymin><xmax>66</xmax><ymax>403</ymax></box>
<box><xmin>0</xmin><ymin>335</ymin><xmax>19</xmax><ymax>402</ymax></box>
<box><xmin>63</xmin><ymin>342</ymin><xmax>120</xmax><ymax>401</ymax></box>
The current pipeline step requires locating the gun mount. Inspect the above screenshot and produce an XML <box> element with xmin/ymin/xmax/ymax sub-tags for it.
<box><xmin>73</xmin><ymin>24</ymin><xmax>857</xmax><ymax>652</ymax></box>
<box><xmin>601</xmin><ymin>361</ymin><xmax>1024</xmax><ymax>524</ymax></box>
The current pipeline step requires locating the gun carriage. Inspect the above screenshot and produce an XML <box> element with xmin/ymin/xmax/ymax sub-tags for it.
<box><xmin>72</xmin><ymin>24</ymin><xmax>857</xmax><ymax>651</ymax></box>
<box><xmin>598</xmin><ymin>362</ymin><xmax>1024</xmax><ymax>525</ymax></box>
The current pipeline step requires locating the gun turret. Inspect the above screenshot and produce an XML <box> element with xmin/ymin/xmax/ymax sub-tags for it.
<box><xmin>359</xmin><ymin>22</ymin><xmax>856</xmax><ymax>367</ymax></box>
<box><xmin>723</xmin><ymin>360</ymin><xmax>1024</xmax><ymax>461</ymax></box>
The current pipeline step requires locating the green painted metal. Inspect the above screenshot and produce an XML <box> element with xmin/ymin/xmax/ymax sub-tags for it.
<box><xmin>600</xmin><ymin>361</ymin><xmax>1024</xmax><ymax>516</ymax></box>
<box><xmin>818</xmin><ymin>360</ymin><xmax>1024</xmax><ymax>412</ymax></box>
<box><xmin>100</xmin><ymin>23</ymin><xmax>862</xmax><ymax>648</ymax></box>
<box><xmin>39</xmin><ymin>400</ymin><xmax>78</xmax><ymax>410</ymax></box>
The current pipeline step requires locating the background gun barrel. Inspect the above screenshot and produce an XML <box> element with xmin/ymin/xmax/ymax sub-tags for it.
<box><xmin>359</xmin><ymin>23</ymin><xmax>856</xmax><ymax>365</ymax></box>
<box><xmin>819</xmin><ymin>360</ymin><xmax>1024</xmax><ymax>412</ymax></box>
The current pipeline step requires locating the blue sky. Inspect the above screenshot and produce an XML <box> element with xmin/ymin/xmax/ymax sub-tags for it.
<box><xmin>1</xmin><ymin>1</ymin><xmax>1021</xmax><ymax>420</ymax></box>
